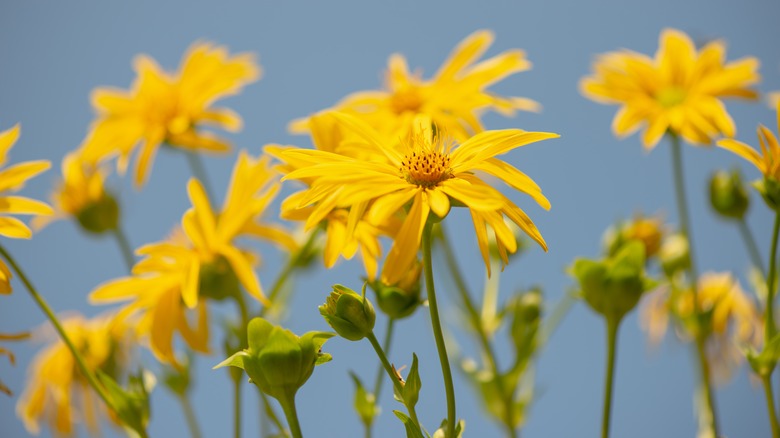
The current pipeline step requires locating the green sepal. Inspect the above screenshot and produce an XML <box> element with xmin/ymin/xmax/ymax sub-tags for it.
<box><xmin>349</xmin><ymin>372</ymin><xmax>379</xmax><ymax>427</ymax></box>
<box><xmin>432</xmin><ymin>418</ymin><xmax>465</xmax><ymax>438</ymax></box>
<box><xmin>745</xmin><ymin>333</ymin><xmax>780</xmax><ymax>377</ymax></box>
<box><xmin>402</xmin><ymin>353</ymin><xmax>422</xmax><ymax>409</ymax></box>
<box><xmin>95</xmin><ymin>369</ymin><xmax>151</xmax><ymax>437</ymax></box>
<box><xmin>393</xmin><ymin>411</ymin><xmax>427</xmax><ymax>438</ymax></box>
<box><xmin>212</xmin><ymin>350</ymin><xmax>250</xmax><ymax>371</ymax></box>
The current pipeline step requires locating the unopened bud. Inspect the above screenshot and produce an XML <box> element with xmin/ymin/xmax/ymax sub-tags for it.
<box><xmin>709</xmin><ymin>170</ymin><xmax>749</xmax><ymax>220</ymax></box>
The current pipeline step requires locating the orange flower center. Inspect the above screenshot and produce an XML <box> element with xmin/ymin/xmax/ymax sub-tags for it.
<box><xmin>400</xmin><ymin>149</ymin><xmax>452</xmax><ymax>188</ymax></box>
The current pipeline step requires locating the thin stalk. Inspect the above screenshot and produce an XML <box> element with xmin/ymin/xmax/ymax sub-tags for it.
<box><xmin>111</xmin><ymin>225</ymin><xmax>135</xmax><ymax>272</ymax></box>
<box><xmin>669</xmin><ymin>133</ymin><xmax>719</xmax><ymax>436</ymax></box>
<box><xmin>233</xmin><ymin>375</ymin><xmax>242</xmax><ymax>438</ymax></box>
<box><xmin>366</xmin><ymin>331</ymin><xmax>421</xmax><ymax>429</ymax></box>
<box><xmin>259</xmin><ymin>392</ymin><xmax>287</xmax><ymax>437</ymax></box>
<box><xmin>766</xmin><ymin>213</ymin><xmax>780</xmax><ymax>343</ymax></box>
<box><xmin>372</xmin><ymin>318</ymin><xmax>396</xmax><ymax>401</ymax></box>
<box><xmin>763</xmin><ymin>374</ymin><xmax>780</xmax><ymax>438</ymax></box>
<box><xmin>185</xmin><ymin>150</ymin><xmax>217</xmax><ymax>203</ymax></box>
<box><xmin>601</xmin><ymin>318</ymin><xmax>620</xmax><ymax>438</ymax></box>
<box><xmin>0</xmin><ymin>244</ymin><xmax>117</xmax><ymax>421</ymax></box>
<box><xmin>738</xmin><ymin>217</ymin><xmax>766</xmax><ymax>277</ymax></box>
<box><xmin>278</xmin><ymin>390</ymin><xmax>303</xmax><ymax>438</ymax></box>
<box><xmin>422</xmin><ymin>222</ymin><xmax>456</xmax><ymax>438</ymax></box>
<box><xmin>231</xmin><ymin>294</ymin><xmax>249</xmax><ymax>438</ymax></box>
<box><xmin>178</xmin><ymin>395</ymin><xmax>203</xmax><ymax>438</ymax></box>
<box><xmin>438</xmin><ymin>224</ymin><xmax>514</xmax><ymax>435</ymax></box>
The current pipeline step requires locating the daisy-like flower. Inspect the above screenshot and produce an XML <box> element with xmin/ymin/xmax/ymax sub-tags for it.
<box><xmin>281</xmin><ymin>113</ymin><xmax>557</xmax><ymax>284</ymax></box>
<box><xmin>291</xmin><ymin>30</ymin><xmax>539</xmax><ymax>141</ymax></box>
<box><xmin>80</xmin><ymin>43</ymin><xmax>260</xmax><ymax>187</ymax></box>
<box><xmin>580</xmin><ymin>28</ymin><xmax>759</xmax><ymax>149</ymax></box>
<box><xmin>16</xmin><ymin>313</ymin><xmax>137</xmax><ymax>437</ymax></box>
<box><xmin>717</xmin><ymin>105</ymin><xmax>780</xmax><ymax>181</ymax></box>
<box><xmin>0</xmin><ymin>124</ymin><xmax>53</xmax><ymax>293</ymax></box>
<box><xmin>640</xmin><ymin>272</ymin><xmax>761</xmax><ymax>383</ymax></box>
<box><xmin>90</xmin><ymin>152</ymin><xmax>295</xmax><ymax>365</ymax></box>
<box><xmin>33</xmin><ymin>151</ymin><xmax>118</xmax><ymax>234</ymax></box>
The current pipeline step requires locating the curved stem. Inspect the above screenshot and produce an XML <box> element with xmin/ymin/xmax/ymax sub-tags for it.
<box><xmin>111</xmin><ymin>225</ymin><xmax>135</xmax><ymax>272</ymax></box>
<box><xmin>438</xmin><ymin>224</ymin><xmax>514</xmax><ymax>435</ymax></box>
<box><xmin>0</xmin><ymin>244</ymin><xmax>117</xmax><ymax>416</ymax></box>
<box><xmin>766</xmin><ymin>213</ymin><xmax>780</xmax><ymax>343</ymax></box>
<box><xmin>372</xmin><ymin>317</ymin><xmax>396</xmax><ymax>401</ymax></box>
<box><xmin>738</xmin><ymin>217</ymin><xmax>766</xmax><ymax>278</ymax></box>
<box><xmin>278</xmin><ymin>390</ymin><xmax>303</xmax><ymax>438</ymax></box>
<box><xmin>179</xmin><ymin>395</ymin><xmax>203</xmax><ymax>438</ymax></box>
<box><xmin>601</xmin><ymin>318</ymin><xmax>620</xmax><ymax>438</ymax></box>
<box><xmin>422</xmin><ymin>222</ymin><xmax>456</xmax><ymax>437</ymax></box>
<box><xmin>366</xmin><ymin>331</ymin><xmax>421</xmax><ymax>429</ymax></box>
<box><xmin>185</xmin><ymin>150</ymin><xmax>217</xmax><ymax>203</ymax></box>
<box><xmin>763</xmin><ymin>374</ymin><xmax>780</xmax><ymax>438</ymax></box>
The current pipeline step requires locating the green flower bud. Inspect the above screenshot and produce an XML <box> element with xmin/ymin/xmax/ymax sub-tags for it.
<box><xmin>709</xmin><ymin>170</ymin><xmax>749</xmax><ymax>219</ymax></box>
<box><xmin>755</xmin><ymin>177</ymin><xmax>780</xmax><ymax>212</ymax></box>
<box><xmin>603</xmin><ymin>215</ymin><xmax>664</xmax><ymax>259</ymax></box>
<box><xmin>214</xmin><ymin>318</ymin><xmax>334</xmax><ymax>401</ymax></box>
<box><xmin>198</xmin><ymin>255</ymin><xmax>241</xmax><ymax>301</ymax></box>
<box><xmin>320</xmin><ymin>284</ymin><xmax>376</xmax><ymax>341</ymax></box>
<box><xmin>659</xmin><ymin>233</ymin><xmax>690</xmax><ymax>277</ymax></box>
<box><xmin>76</xmin><ymin>193</ymin><xmax>119</xmax><ymax>234</ymax></box>
<box><xmin>370</xmin><ymin>263</ymin><xmax>422</xmax><ymax>319</ymax></box>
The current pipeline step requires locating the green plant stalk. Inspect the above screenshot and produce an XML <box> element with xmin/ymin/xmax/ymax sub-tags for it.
<box><xmin>0</xmin><ymin>244</ymin><xmax>131</xmax><ymax>431</ymax></box>
<box><xmin>366</xmin><ymin>331</ymin><xmax>421</xmax><ymax>429</ymax></box>
<box><xmin>363</xmin><ymin>318</ymin><xmax>396</xmax><ymax>438</ymax></box>
<box><xmin>766</xmin><ymin>213</ymin><xmax>780</xmax><ymax>343</ymax></box>
<box><xmin>185</xmin><ymin>149</ymin><xmax>217</xmax><ymax>202</ymax></box>
<box><xmin>278</xmin><ymin>389</ymin><xmax>304</xmax><ymax>438</ymax></box>
<box><xmin>178</xmin><ymin>395</ymin><xmax>204</xmax><ymax>438</ymax></box>
<box><xmin>438</xmin><ymin>224</ymin><xmax>515</xmax><ymax>436</ymax></box>
<box><xmin>260</xmin><ymin>227</ymin><xmax>321</xmax><ymax>317</ymax></box>
<box><xmin>763</xmin><ymin>374</ymin><xmax>780</xmax><ymax>438</ymax></box>
<box><xmin>423</xmin><ymin>222</ymin><xmax>456</xmax><ymax>438</ymax></box>
<box><xmin>259</xmin><ymin>391</ymin><xmax>287</xmax><ymax>437</ymax></box>
<box><xmin>232</xmin><ymin>375</ymin><xmax>242</xmax><ymax>438</ymax></box>
<box><xmin>601</xmin><ymin>318</ymin><xmax>620</xmax><ymax>438</ymax></box>
<box><xmin>669</xmin><ymin>133</ymin><xmax>719</xmax><ymax>437</ymax></box>
<box><xmin>738</xmin><ymin>217</ymin><xmax>766</xmax><ymax>278</ymax></box>
<box><xmin>111</xmin><ymin>224</ymin><xmax>135</xmax><ymax>272</ymax></box>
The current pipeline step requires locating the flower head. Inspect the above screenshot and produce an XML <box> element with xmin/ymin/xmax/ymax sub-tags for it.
<box><xmin>291</xmin><ymin>30</ymin><xmax>539</xmax><ymax>141</ymax></box>
<box><xmin>80</xmin><ymin>43</ymin><xmax>260</xmax><ymax>187</ymax></box>
<box><xmin>281</xmin><ymin>113</ymin><xmax>556</xmax><ymax>283</ymax></box>
<box><xmin>16</xmin><ymin>313</ymin><xmax>137</xmax><ymax>436</ymax></box>
<box><xmin>581</xmin><ymin>29</ymin><xmax>759</xmax><ymax>149</ymax></box>
<box><xmin>0</xmin><ymin>124</ymin><xmax>53</xmax><ymax>293</ymax></box>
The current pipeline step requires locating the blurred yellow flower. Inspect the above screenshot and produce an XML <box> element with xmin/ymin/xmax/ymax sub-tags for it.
<box><xmin>80</xmin><ymin>42</ymin><xmax>260</xmax><ymax>187</ymax></box>
<box><xmin>16</xmin><ymin>313</ymin><xmax>137</xmax><ymax>437</ymax></box>
<box><xmin>90</xmin><ymin>152</ymin><xmax>295</xmax><ymax>365</ymax></box>
<box><xmin>641</xmin><ymin>272</ymin><xmax>761</xmax><ymax>383</ymax></box>
<box><xmin>281</xmin><ymin>113</ymin><xmax>556</xmax><ymax>283</ymax></box>
<box><xmin>581</xmin><ymin>29</ymin><xmax>759</xmax><ymax>149</ymax></box>
<box><xmin>0</xmin><ymin>124</ymin><xmax>54</xmax><ymax>294</ymax></box>
<box><xmin>291</xmin><ymin>30</ymin><xmax>539</xmax><ymax>141</ymax></box>
<box><xmin>717</xmin><ymin>106</ymin><xmax>780</xmax><ymax>181</ymax></box>
<box><xmin>604</xmin><ymin>213</ymin><xmax>666</xmax><ymax>258</ymax></box>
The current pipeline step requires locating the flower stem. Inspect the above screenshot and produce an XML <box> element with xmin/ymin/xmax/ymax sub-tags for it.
<box><xmin>278</xmin><ymin>390</ymin><xmax>304</xmax><ymax>438</ymax></box>
<box><xmin>669</xmin><ymin>133</ymin><xmax>719</xmax><ymax>437</ymax></box>
<box><xmin>763</xmin><ymin>374</ymin><xmax>780</xmax><ymax>438</ymax></box>
<box><xmin>232</xmin><ymin>374</ymin><xmax>242</xmax><ymax>438</ymax></box>
<box><xmin>738</xmin><ymin>217</ymin><xmax>766</xmax><ymax>278</ymax></box>
<box><xmin>601</xmin><ymin>318</ymin><xmax>620</xmax><ymax>438</ymax></box>
<box><xmin>111</xmin><ymin>225</ymin><xmax>135</xmax><ymax>272</ymax></box>
<box><xmin>0</xmin><ymin>244</ymin><xmax>117</xmax><ymax>418</ymax></box>
<box><xmin>766</xmin><ymin>212</ymin><xmax>780</xmax><ymax>343</ymax></box>
<box><xmin>178</xmin><ymin>395</ymin><xmax>203</xmax><ymax>438</ymax></box>
<box><xmin>422</xmin><ymin>222</ymin><xmax>456</xmax><ymax>438</ymax></box>
<box><xmin>185</xmin><ymin>150</ymin><xmax>217</xmax><ymax>203</ymax></box>
<box><xmin>260</xmin><ymin>227</ymin><xmax>321</xmax><ymax>318</ymax></box>
<box><xmin>372</xmin><ymin>317</ymin><xmax>396</xmax><ymax>401</ymax></box>
<box><xmin>366</xmin><ymin>331</ymin><xmax>421</xmax><ymax>429</ymax></box>
<box><xmin>438</xmin><ymin>224</ymin><xmax>514</xmax><ymax>436</ymax></box>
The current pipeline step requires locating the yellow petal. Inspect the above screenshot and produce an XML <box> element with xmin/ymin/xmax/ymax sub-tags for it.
<box><xmin>0</xmin><ymin>124</ymin><xmax>21</xmax><ymax>168</ymax></box>
<box><xmin>0</xmin><ymin>196</ymin><xmax>53</xmax><ymax>216</ymax></box>
<box><xmin>0</xmin><ymin>161</ymin><xmax>51</xmax><ymax>193</ymax></box>
<box><xmin>716</xmin><ymin>138</ymin><xmax>764</xmax><ymax>173</ymax></box>
<box><xmin>382</xmin><ymin>190</ymin><xmax>428</xmax><ymax>285</ymax></box>
<box><xmin>426</xmin><ymin>188</ymin><xmax>450</xmax><ymax>219</ymax></box>
<box><xmin>222</xmin><ymin>246</ymin><xmax>267</xmax><ymax>306</ymax></box>
<box><xmin>0</xmin><ymin>216</ymin><xmax>32</xmax><ymax>239</ymax></box>
<box><xmin>434</xmin><ymin>30</ymin><xmax>493</xmax><ymax>82</ymax></box>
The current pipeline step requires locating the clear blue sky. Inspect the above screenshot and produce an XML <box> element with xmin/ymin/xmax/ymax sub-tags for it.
<box><xmin>1</xmin><ymin>1</ymin><xmax>779</xmax><ymax>436</ymax></box>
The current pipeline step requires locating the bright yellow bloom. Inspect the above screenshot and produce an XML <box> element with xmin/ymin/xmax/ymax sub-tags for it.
<box><xmin>80</xmin><ymin>42</ymin><xmax>260</xmax><ymax>187</ymax></box>
<box><xmin>0</xmin><ymin>124</ymin><xmax>54</xmax><ymax>294</ymax></box>
<box><xmin>281</xmin><ymin>113</ymin><xmax>556</xmax><ymax>283</ymax></box>
<box><xmin>581</xmin><ymin>29</ymin><xmax>759</xmax><ymax>149</ymax></box>
<box><xmin>640</xmin><ymin>272</ymin><xmax>761</xmax><ymax>383</ymax></box>
<box><xmin>90</xmin><ymin>152</ymin><xmax>295</xmax><ymax>365</ymax></box>
<box><xmin>291</xmin><ymin>30</ymin><xmax>539</xmax><ymax>141</ymax></box>
<box><xmin>717</xmin><ymin>105</ymin><xmax>780</xmax><ymax>181</ymax></box>
<box><xmin>16</xmin><ymin>313</ymin><xmax>137</xmax><ymax>436</ymax></box>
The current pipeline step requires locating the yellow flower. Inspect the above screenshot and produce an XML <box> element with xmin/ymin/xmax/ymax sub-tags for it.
<box><xmin>603</xmin><ymin>213</ymin><xmax>666</xmax><ymax>258</ymax></box>
<box><xmin>717</xmin><ymin>105</ymin><xmax>780</xmax><ymax>181</ymax></box>
<box><xmin>0</xmin><ymin>124</ymin><xmax>54</xmax><ymax>294</ymax></box>
<box><xmin>80</xmin><ymin>42</ymin><xmax>260</xmax><ymax>187</ymax></box>
<box><xmin>90</xmin><ymin>152</ymin><xmax>295</xmax><ymax>365</ymax></box>
<box><xmin>291</xmin><ymin>30</ymin><xmax>539</xmax><ymax>141</ymax></box>
<box><xmin>581</xmin><ymin>28</ymin><xmax>759</xmax><ymax>149</ymax></box>
<box><xmin>16</xmin><ymin>313</ymin><xmax>137</xmax><ymax>436</ymax></box>
<box><xmin>281</xmin><ymin>113</ymin><xmax>556</xmax><ymax>283</ymax></box>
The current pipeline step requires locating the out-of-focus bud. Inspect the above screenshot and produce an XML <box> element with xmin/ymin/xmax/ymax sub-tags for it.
<box><xmin>370</xmin><ymin>262</ymin><xmax>422</xmax><ymax>319</ymax></box>
<box><xmin>198</xmin><ymin>256</ymin><xmax>241</xmax><ymax>301</ymax></box>
<box><xmin>76</xmin><ymin>193</ymin><xmax>120</xmax><ymax>234</ymax></box>
<box><xmin>709</xmin><ymin>170</ymin><xmax>749</xmax><ymax>220</ymax></box>
<box><xmin>319</xmin><ymin>284</ymin><xmax>376</xmax><ymax>341</ymax></box>
<box><xmin>755</xmin><ymin>177</ymin><xmax>780</xmax><ymax>212</ymax></box>
<box><xmin>603</xmin><ymin>214</ymin><xmax>664</xmax><ymax>259</ymax></box>
<box><xmin>659</xmin><ymin>233</ymin><xmax>691</xmax><ymax>277</ymax></box>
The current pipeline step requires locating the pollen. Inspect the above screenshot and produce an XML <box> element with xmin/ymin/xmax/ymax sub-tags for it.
<box><xmin>400</xmin><ymin>146</ymin><xmax>453</xmax><ymax>188</ymax></box>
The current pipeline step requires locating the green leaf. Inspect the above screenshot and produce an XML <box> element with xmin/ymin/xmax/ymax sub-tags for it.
<box><xmin>403</xmin><ymin>353</ymin><xmax>422</xmax><ymax>408</ymax></box>
<box><xmin>393</xmin><ymin>411</ymin><xmax>426</xmax><ymax>438</ymax></box>
<box><xmin>349</xmin><ymin>372</ymin><xmax>379</xmax><ymax>427</ymax></box>
<box><xmin>212</xmin><ymin>350</ymin><xmax>249</xmax><ymax>370</ymax></box>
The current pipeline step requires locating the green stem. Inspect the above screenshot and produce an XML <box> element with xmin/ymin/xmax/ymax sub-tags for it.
<box><xmin>763</xmin><ymin>374</ymin><xmax>780</xmax><ymax>438</ymax></box>
<box><xmin>766</xmin><ymin>213</ymin><xmax>780</xmax><ymax>343</ymax></box>
<box><xmin>669</xmin><ymin>133</ymin><xmax>719</xmax><ymax>437</ymax></box>
<box><xmin>260</xmin><ymin>392</ymin><xmax>287</xmax><ymax>437</ymax></box>
<box><xmin>185</xmin><ymin>150</ymin><xmax>217</xmax><ymax>203</ymax></box>
<box><xmin>372</xmin><ymin>318</ymin><xmax>396</xmax><ymax>401</ymax></box>
<box><xmin>0</xmin><ymin>244</ymin><xmax>118</xmax><ymax>419</ymax></box>
<box><xmin>178</xmin><ymin>395</ymin><xmax>203</xmax><ymax>438</ymax></box>
<box><xmin>278</xmin><ymin>390</ymin><xmax>304</xmax><ymax>438</ymax></box>
<box><xmin>601</xmin><ymin>318</ymin><xmax>620</xmax><ymax>438</ymax></box>
<box><xmin>111</xmin><ymin>225</ymin><xmax>135</xmax><ymax>272</ymax></box>
<box><xmin>438</xmin><ymin>224</ymin><xmax>514</xmax><ymax>435</ymax></box>
<box><xmin>738</xmin><ymin>217</ymin><xmax>766</xmax><ymax>278</ymax></box>
<box><xmin>422</xmin><ymin>222</ymin><xmax>456</xmax><ymax>438</ymax></box>
<box><xmin>366</xmin><ymin>331</ymin><xmax>421</xmax><ymax>429</ymax></box>
<box><xmin>233</xmin><ymin>375</ymin><xmax>242</xmax><ymax>438</ymax></box>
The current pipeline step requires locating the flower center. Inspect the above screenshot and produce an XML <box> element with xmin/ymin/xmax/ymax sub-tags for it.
<box><xmin>390</xmin><ymin>86</ymin><xmax>423</xmax><ymax>114</ymax></box>
<box><xmin>655</xmin><ymin>86</ymin><xmax>687</xmax><ymax>108</ymax></box>
<box><xmin>400</xmin><ymin>149</ymin><xmax>452</xmax><ymax>188</ymax></box>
